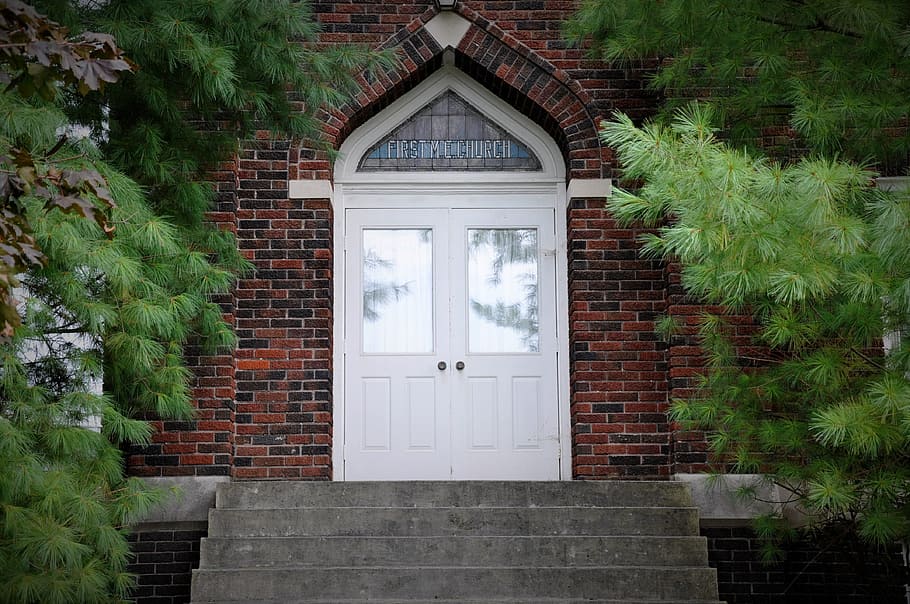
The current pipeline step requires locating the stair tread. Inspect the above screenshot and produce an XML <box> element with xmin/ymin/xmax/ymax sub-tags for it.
<box><xmin>193</xmin><ymin>481</ymin><xmax>719</xmax><ymax>603</ymax></box>
<box><xmin>199</xmin><ymin>533</ymin><xmax>710</xmax><ymax>568</ymax></box>
<box><xmin>196</xmin><ymin>565</ymin><xmax>717</xmax><ymax>571</ymax></box>
<box><xmin>203</xmin><ymin>533</ymin><xmax>705</xmax><ymax>539</ymax></box>
<box><xmin>207</xmin><ymin>506</ymin><xmax>699</xmax><ymax>538</ymax></box>
<box><xmin>215</xmin><ymin>481</ymin><xmax>694</xmax><ymax>509</ymax></box>
<box><xmin>213</xmin><ymin>505</ymin><xmax>699</xmax><ymax>510</ymax></box>
<box><xmin>190</xmin><ymin>566</ymin><xmax>720</xmax><ymax>599</ymax></box>
<box><xmin>189</xmin><ymin>595</ymin><xmax>724</xmax><ymax>601</ymax></box>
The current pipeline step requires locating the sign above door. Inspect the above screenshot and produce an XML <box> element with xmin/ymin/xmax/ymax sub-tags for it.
<box><xmin>358</xmin><ymin>90</ymin><xmax>542</xmax><ymax>172</ymax></box>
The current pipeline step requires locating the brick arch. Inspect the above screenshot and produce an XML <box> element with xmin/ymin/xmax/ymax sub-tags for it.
<box><xmin>322</xmin><ymin>13</ymin><xmax>605</xmax><ymax>180</ymax></box>
<box><xmin>453</xmin><ymin>24</ymin><xmax>604</xmax><ymax>179</ymax></box>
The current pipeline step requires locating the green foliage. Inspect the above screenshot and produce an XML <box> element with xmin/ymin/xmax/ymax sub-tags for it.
<box><xmin>603</xmin><ymin>105</ymin><xmax>910</xmax><ymax>548</ymax></box>
<box><xmin>0</xmin><ymin>343</ymin><xmax>162</xmax><ymax>603</ymax></box>
<box><xmin>2</xmin><ymin>1</ymin><xmax>392</xmax><ymax>600</ymax></box>
<box><xmin>40</xmin><ymin>0</ymin><xmax>395</xmax><ymax>227</ymax></box>
<box><xmin>567</xmin><ymin>0</ymin><xmax>910</xmax><ymax>171</ymax></box>
<box><xmin>0</xmin><ymin>0</ymin><xmax>132</xmax><ymax>340</ymax></box>
<box><xmin>571</xmin><ymin>0</ymin><xmax>910</xmax><ymax>554</ymax></box>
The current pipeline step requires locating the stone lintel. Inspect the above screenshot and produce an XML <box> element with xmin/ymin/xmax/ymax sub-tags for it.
<box><xmin>289</xmin><ymin>179</ymin><xmax>334</xmax><ymax>203</ymax></box>
<box><xmin>674</xmin><ymin>473</ymin><xmax>784</xmax><ymax>527</ymax></box>
<box><xmin>567</xmin><ymin>178</ymin><xmax>612</xmax><ymax>202</ymax></box>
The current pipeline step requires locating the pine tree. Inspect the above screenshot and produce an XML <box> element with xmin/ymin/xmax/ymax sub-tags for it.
<box><xmin>568</xmin><ymin>0</ymin><xmax>910</xmax><ymax>172</ymax></box>
<box><xmin>570</xmin><ymin>1</ymin><xmax>910</xmax><ymax>553</ymax></box>
<box><xmin>1</xmin><ymin>1</ymin><xmax>392</xmax><ymax>601</ymax></box>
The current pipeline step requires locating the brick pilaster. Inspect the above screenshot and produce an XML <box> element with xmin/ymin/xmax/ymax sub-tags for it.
<box><xmin>232</xmin><ymin>139</ymin><xmax>333</xmax><ymax>479</ymax></box>
<box><xmin>568</xmin><ymin>198</ymin><xmax>670</xmax><ymax>478</ymax></box>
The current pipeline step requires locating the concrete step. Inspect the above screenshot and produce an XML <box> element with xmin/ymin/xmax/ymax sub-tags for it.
<box><xmin>200</xmin><ymin>534</ymin><xmax>710</xmax><ymax>568</ymax></box>
<box><xmin>192</xmin><ymin>481</ymin><xmax>721</xmax><ymax>603</ymax></box>
<box><xmin>190</xmin><ymin>566</ymin><xmax>720</xmax><ymax>602</ymax></box>
<box><xmin>207</xmin><ymin>505</ymin><xmax>700</xmax><ymax>538</ymax></box>
<box><xmin>215</xmin><ymin>480</ymin><xmax>693</xmax><ymax>509</ymax></box>
<box><xmin>194</xmin><ymin>600</ymin><xmax>725</xmax><ymax>604</ymax></box>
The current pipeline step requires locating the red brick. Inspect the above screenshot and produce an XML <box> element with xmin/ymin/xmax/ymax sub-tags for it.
<box><xmin>127</xmin><ymin>1</ymin><xmax>710</xmax><ymax>484</ymax></box>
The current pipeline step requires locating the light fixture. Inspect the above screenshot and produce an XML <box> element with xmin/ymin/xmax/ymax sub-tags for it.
<box><xmin>435</xmin><ymin>0</ymin><xmax>457</xmax><ymax>10</ymax></box>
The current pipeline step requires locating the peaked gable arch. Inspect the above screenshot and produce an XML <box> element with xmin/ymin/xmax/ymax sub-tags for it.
<box><xmin>322</xmin><ymin>9</ymin><xmax>604</xmax><ymax>181</ymax></box>
<box><xmin>336</xmin><ymin>66</ymin><xmax>564</xmax><ymax>184</ymax></box>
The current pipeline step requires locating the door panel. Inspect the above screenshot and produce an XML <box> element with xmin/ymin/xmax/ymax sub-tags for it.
<box><xmin>360</xmin><ymin>377</ymin><xmax>391</xmax><ymax>450</ymax></box>
<box><xmin>449</xmin><ymin>209</ymin><xmax>558</xmax><ymax>479</ymax></box>
<box><xmin>344</xmin><ymin>207</ymin><xmax>558</xmax><ymax>480</ymax></box>
<box><xmin>344</xmin><ymin>210</ymin><xmax>450</xmax><ymax>480</ymax></box>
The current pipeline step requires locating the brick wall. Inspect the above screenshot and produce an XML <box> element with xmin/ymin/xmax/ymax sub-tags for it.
<box><xmin>127</xmin><ymin>0</ymin><xmax>690</xmax><ymax>481</ymax></box>
<box><xmin>311</xmin><ymin>0</ymin><xmax>660</xmax><ymax>181</ymax></box>
<box><xmin>666</xmin><ymin>263</ymin><xmax>712</xmax><ymax>473</ymax></box>
<box><xmin>232</xmin><ymin>136</ymin><xmax>333</xmax><ymax>479</ymax></box>
<box><xmin>666</xmin><ymin>262</ymin><xmax>770</xmax><ymax>474</ymax></box>
<box><xmin>568</xmin><ymin>198</ymin><xmax>671</xmax><ymax>478</ymax></box>
<box><xmin>704</xmin><ymin>527</ymin><xmax>908</xmax><ymax>604</ymax></box>
<box><xmin>128</xmin><ymin>525</ymin><xmax>205</xmax><ymax>604</ymax></box>
<box><xmin>314</xmin><ymin>0</ymin><xmax>670</xmax><ymax>479</ymax></box>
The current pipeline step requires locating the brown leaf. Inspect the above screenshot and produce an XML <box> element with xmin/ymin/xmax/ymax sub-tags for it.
<box><xmin>83</xmin><ymin>182</ymin><xmax>116</xmax><ymax>209</ymax></box>
<box><xmin>11</xmin><ymin>146</ymin><xmax>34</xmax><ymax>169</ymax></box>
<box><xmin>19</xmin><ymin>241</ymin><xmax>43</xmax><ymax>266</ymax></box>
<box><xmin>50</xmin><ymin>193</ymin><xmax>95</xmax><ymax>217</ymax></box>
<box><xmin>25</xmin><ymin>39</ymin><xmax>55</xmax><ymax>67</ymax></box>
<box><xmin>82</xmin><ymin>31</ymin><xmax>117</xmax><ymax>52</ymax></box>
<box><xmin>78</xmin><ymin>57</ymin><xmax>125</xmax><ymax>90</ymax></box>
<box><xmin>0</xmin><ymin>292</ymin><xmax>21</xmax><ymax>342</ymax></box>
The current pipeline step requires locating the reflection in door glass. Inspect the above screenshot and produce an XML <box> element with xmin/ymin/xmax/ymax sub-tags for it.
<box><xmin>363</xmin><ymin>229</ymin><xmax>433</xmax><ymax>353</ymax></box>
<box><xmin>467</xmin><ymin>228</ymin><xmax>539</xmax><ymax>353</ymax></box>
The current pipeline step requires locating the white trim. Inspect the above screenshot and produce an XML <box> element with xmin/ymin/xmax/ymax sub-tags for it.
<box><xmin>335</xmin><ymin>66</ymin><xmax>565</xmax><ymax>186</ymax></box>
<box><xmin>555</xmin><ymin>183</ymin><xmax>571</xmax><ymax>479</ymax></box>
<box><xmin>566</xmin><ymin>178</ymin><xmax>612</xmax><ymax>202</ymax></box>
<box><xmin>333</xmin><ymin>186</ymin><xmax>346</xmax><ymax>478</ymax></box>
<box><xmin>333</xmin><ymin>66</ymin><xmax>570</xmax><ymax>481</ymax></box>
<box><xmin>289</xmin><ymin>179</ymin><xmax>334</xmax><ymax>201</ymax></box>
<box><xmin>423</xmin><ymin>11</ymin><xmax>471</xmax><ymax>49</ymax></box>
<box><xmin>340</xmin><ymin>183</ymin><xmax>562</xmax><ymax>207</ymax></box>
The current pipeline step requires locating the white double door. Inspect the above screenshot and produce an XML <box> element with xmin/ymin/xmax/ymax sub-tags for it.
<box><xmin>343</xmin><ymin>206</ymin><xmax>560</xmax><ymax>480</ymax></box>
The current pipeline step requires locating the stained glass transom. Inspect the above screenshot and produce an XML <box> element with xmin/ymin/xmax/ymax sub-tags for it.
<box><xmin>358</xmin><ymin>91</ymin><xmax>541</xmax><ymax>172</ymax></box>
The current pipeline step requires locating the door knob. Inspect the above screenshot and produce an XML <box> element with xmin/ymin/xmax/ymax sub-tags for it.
<box><xmin>455</xmin><ymin>361</ymin><xmax>465</xmax><ymax>370</ymax></box>
<box><xmin>437</xmin><ymin>361</ymin><xmax>447</xmax><ymax>370</ymax></box>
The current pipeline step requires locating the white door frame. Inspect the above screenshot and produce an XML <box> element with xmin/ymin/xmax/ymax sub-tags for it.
<box><xmin>332</xmin><ymin>66</ymin><xmax>570</xmax><ymax>480</ymax></box>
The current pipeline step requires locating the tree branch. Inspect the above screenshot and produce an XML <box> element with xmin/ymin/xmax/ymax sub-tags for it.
<box><xmin>849</xmin><ymin>346</ymin><xmax>886</xmax><ymax>371</ymax></box>
<box><xmin>753</xmin><ymin>14</ymin><xmax>863</xmax><ymax>40</ymax></box>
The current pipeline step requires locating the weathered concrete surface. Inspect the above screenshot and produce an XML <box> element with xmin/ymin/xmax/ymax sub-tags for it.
<box><xmin>191</xmin><ymin>481</ymin><xmax>722</xmax><ymax>603</ymax></box>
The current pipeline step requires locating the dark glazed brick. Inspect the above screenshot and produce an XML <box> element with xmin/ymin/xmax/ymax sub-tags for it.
<box><xmin>128</xmin><ymin>527</ymin><xmax>205</xmax><ymax>604</ymax></box>
<box><xmin>703</xmin><ymin>527</ymin><xmax>907</xmax><ymax>604</ymax></box>
<box><xmin>568</xmin><ymin>200</ymin><xmax>671</xmax><ymax>478</ymax></box>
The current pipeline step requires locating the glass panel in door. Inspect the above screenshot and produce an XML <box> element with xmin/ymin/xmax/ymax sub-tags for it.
<box><xmin>362</xmin><ymin>228</ymin><xmax>434</xmax><ymax>354</ymax></box>
<box><xmin>467</xmin><ymin>228</ymin><xmax>539</xmax><ymax>353</ymax></box>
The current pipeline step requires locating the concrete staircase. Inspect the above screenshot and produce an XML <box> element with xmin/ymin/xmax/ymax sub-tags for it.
<box><xmin>190</xmin><ymin>481</ymin><xmax>722</xmax><ymax>603</ymax></box>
